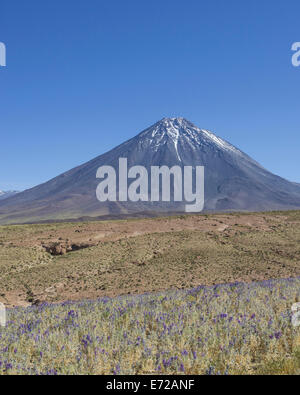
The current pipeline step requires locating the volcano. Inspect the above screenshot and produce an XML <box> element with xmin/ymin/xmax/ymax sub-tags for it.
<box><xmin>0</xmin><ymin>117</ymin><xmax>300</xmax><ymax>224</ymax></box>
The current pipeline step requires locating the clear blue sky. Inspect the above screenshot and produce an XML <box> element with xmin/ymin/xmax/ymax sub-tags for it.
<box><xmin>0</xmin><ymin>0</ymin><xmax>299</xmax><ymax>190</ymax></box>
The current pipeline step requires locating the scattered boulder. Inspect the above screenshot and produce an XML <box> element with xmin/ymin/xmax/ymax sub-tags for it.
<box><xmin>43</xmin><ymin>241</ymin><xmax>96</xmax><ymax>256</ymax></box>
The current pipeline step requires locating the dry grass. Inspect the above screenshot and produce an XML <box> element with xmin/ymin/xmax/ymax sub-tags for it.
<box><xmin>1</xmin><ymin>211</ymin><xmax>300</xmax><ymax>307</ymax></box>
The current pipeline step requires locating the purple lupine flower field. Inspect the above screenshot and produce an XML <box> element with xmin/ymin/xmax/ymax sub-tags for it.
<box><xmin>1</xmin><ymin>277</ymin><xmax>299</xmax><ymax>375</ymax></box>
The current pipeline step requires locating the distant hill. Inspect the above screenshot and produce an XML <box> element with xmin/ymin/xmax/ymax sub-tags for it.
<box><xmin>0</xmin><ymin>117</ymin><xmax>300</xmax><ymax>224</ymax></box>
<box><xmin>0</xmin><ymin>190</ymin><xmax>19</xmax><ymax>201</ymax></box>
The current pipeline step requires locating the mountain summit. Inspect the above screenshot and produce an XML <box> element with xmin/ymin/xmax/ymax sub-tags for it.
<box><xmin>136</xmin><ymin>117</ymin><xmax>250</xmax><ymax>162</ymax></box>
<box><xmin>0</xmin><ymin>118</ymin><xmax>299</xmax><ymax>224</ymax></box>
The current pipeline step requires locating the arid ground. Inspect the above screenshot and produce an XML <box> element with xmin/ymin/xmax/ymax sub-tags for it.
<box><xmin>1</xmin><ymin>211</ymin><xmax>300</xmax><ymax>308</ymax></box>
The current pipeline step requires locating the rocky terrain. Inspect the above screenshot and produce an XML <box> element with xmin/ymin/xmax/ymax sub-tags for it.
<box><xmin>1</xmin><ymin>210</ymin><xmax>300</xmax><ymax>308</ymax></box>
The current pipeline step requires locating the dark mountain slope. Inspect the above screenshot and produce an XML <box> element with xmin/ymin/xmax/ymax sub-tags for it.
<box><xmin>0</xmin><ymin>117</ymin><xmax>299</xmax><ymax>224</ymax></box>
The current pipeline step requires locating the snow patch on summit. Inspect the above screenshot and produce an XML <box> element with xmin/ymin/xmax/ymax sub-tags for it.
<box><xmin>200</xmin><ymin>129</ymin><xmax>241</xmax><ymax>155</ymax></box>
<box><xmin>162</xmin><ymin>118</ymin><xmax>182</xmax><ymax>162</ymax></box>
<box><xmin>139</xmin><ymin>117</ymin><xmax>245</xmax><ymax>161</ymax></box>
